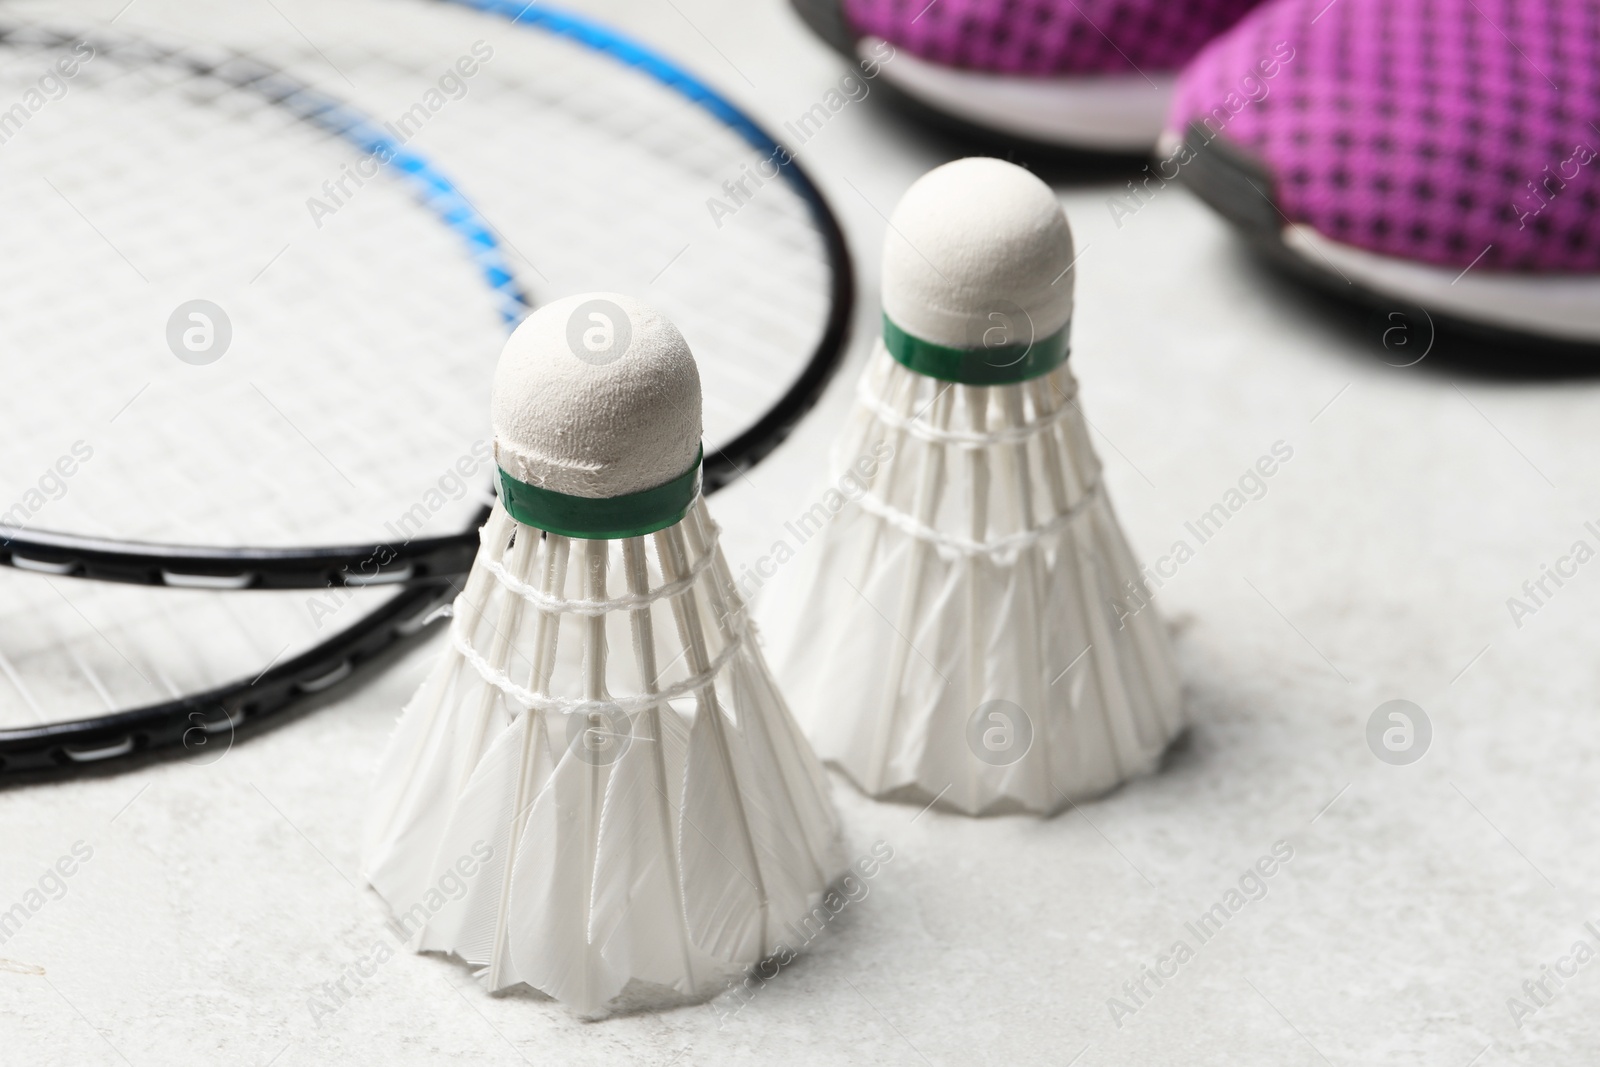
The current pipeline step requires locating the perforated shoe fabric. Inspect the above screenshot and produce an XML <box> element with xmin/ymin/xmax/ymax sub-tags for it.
<box><xmin>1168</xmin><ymin>0</ymin><xmax>1600</xmax><ymax>272</ymax></box>
<box><xmin>840</xmin><ymin>0</ymin><xmax>1268</xmax><ymax>75</ymax></box>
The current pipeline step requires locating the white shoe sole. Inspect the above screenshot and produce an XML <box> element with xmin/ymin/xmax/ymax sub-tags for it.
<box><xmin>1170</xmin><ymin>123</ymin><xmax>1600</xmax><ymax>349</ymax></box>
<box><xmin>861</xmin><ymin>36</ymin><xmax>1173</xmax><ymax>153</ymax></box>
<box><xmin>1285</xmin><ymin>224</ymin><xmax>1600</xmax><ymax>345</ymax></box>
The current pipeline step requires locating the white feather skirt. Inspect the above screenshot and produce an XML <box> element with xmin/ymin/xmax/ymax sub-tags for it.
<box><xmin>758</xmin><ymin>342</ymin><xmax>1183</xmax><ymax>816</ymax></box>
<box><xmin>363</xmin><ymin>498</ymin><xmax>844</xmax><ymax>1012</ymax></box>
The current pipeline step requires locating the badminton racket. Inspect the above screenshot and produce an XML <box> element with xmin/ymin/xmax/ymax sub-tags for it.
<box><xmin>0</xmin><ymin>0</ymin><xmax>852</xmax><ymax>779</ymax></box>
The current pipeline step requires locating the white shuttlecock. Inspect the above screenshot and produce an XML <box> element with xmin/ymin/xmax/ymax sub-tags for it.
<box><xmin>363</xmin><ymin>293</ymin><xmax>843</xmax><ymax>1013</ymax></box>
<box><xmin>757</xmin><ymin>158</ymin><xmax>1182</xmax><ymax>816</ymax></box>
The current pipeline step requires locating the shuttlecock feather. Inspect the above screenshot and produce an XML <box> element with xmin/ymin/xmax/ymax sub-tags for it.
<box><xmin>363</xmin><ymin>293</ymin><xmax>844</xmax><ymax>1012</ymax></box>
<box><xmin>757</xmin><ymin>159</ymin><xmax>1183</xmax><ymax>816</ymax></box>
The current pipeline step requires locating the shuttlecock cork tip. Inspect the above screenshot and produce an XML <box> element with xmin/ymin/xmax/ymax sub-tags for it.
<box><xmin>882</xmin><ymin>158</ymin><xmax>1075</xmax><ymax>368</ymax></box>
<box><xmin>491</xmin><ymin>293</ymin><xmax>702</xmax><ymax>502</ymax></box>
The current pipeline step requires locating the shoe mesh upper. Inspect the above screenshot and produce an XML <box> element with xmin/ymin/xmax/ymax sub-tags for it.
<box><xmin>1169</xmin><ymin>0</ymin><xmax>1600</xmax><ymax>272</ymax></box>
<box><xmin>841</xmin><ymin>0</ymin><xmax>1268</xmax><ymax>75</ymax></box>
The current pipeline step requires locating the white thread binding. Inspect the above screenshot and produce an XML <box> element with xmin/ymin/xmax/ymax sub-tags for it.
<box><xmin>855</xmin><ymin>372</ymin><xmax>1078</xmax><ymax>446</ymax></box>
<box><xmin>853</xmin><ymin>478</ymin><xmax>1103</xmax><ymax>557</ymax></box>
<box><xmin>449</xmin><ymin>610</ymin><xmax>748</xmax><ymax>716</ymax></box>
<box><xmin>480</xmin><ymin>529</ymin><xmax>719</xmax><ymax>616</ymax></box>
<box><xmin>472</xmin><ymin>500</ymin><xmax>719</xmax><ymax>615</ymax></box>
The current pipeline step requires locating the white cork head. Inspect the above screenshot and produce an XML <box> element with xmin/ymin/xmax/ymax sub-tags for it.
<box><xmin>492</xmin><ymin>293</ymin><xmax>702</xmax><ymax>499</ymax></box>
<box><xmin>882</xmin><ymin>157</ymin><xmax>1075</xmax><ymax>349</ymax></box>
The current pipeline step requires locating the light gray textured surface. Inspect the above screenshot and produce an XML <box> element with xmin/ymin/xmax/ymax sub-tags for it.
<box><xmin>4</xmin><ymin>0</ymin><xmax>1599</xmax><ymax>1064</ymax></box>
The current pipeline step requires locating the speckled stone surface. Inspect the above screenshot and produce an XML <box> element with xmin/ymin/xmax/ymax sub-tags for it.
<box><xmin>3</xmin><ymin>0</ymin><xmax>1599</xmax><ymax>1064</ymax></box>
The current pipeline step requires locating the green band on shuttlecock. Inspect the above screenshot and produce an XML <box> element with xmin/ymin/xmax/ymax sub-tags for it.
<box><xmin>882</xmin><ymin>314</ymin><xmax>1070</xmax><ymax>385</ymax></box>
<box><xmin>497</xmin><ymin>446</ymin><xmax>702</xmax><ymax>540</ymax></box>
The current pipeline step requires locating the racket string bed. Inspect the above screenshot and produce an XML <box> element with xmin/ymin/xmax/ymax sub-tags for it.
<box><xmin>0</xmin><ymin>18</ymin><xmax>518</xmax><ymax>553</ymax></box>
<box><xmin>0</xmin><ymin>0</ymin><xmax>848</xmax><ymax>580</ymax></box>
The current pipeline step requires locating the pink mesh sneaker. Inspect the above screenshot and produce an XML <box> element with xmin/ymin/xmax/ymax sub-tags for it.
<box><xmin>793</xmin><ymin>0</ymin><xmax>1268</xmax><ymax>152</ymax></box>
<box><xmin>1166</xmin><ymin>0</ymin><xmax>1600</xmax><ymax>348</ymax></box>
